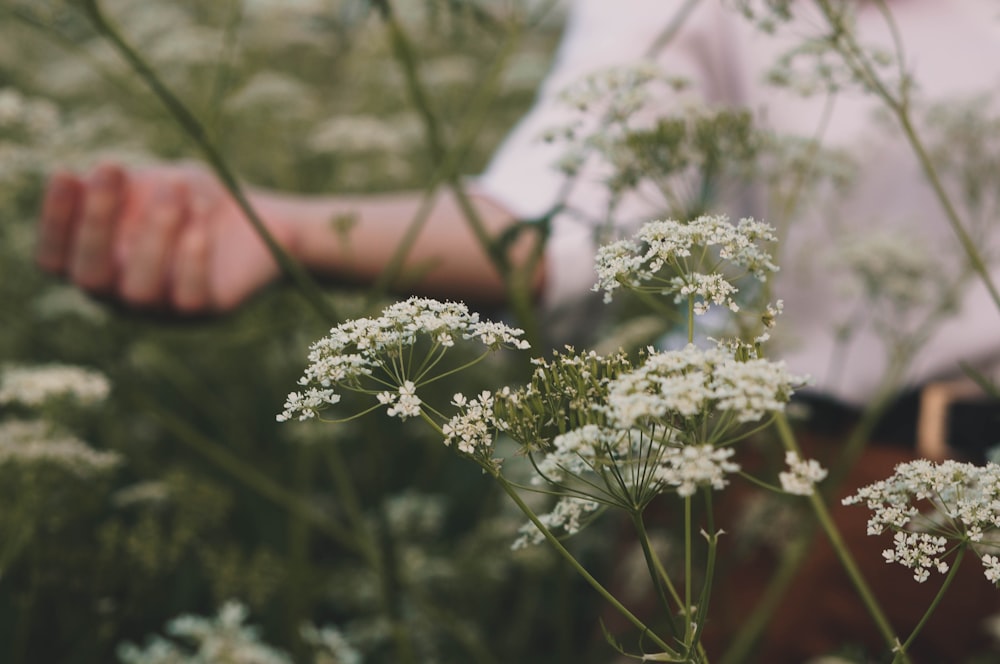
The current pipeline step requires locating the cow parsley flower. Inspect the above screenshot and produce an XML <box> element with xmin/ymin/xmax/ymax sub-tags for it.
<box><xmin>655</xmin><ymin>444</ymin><xmax>740</xmax><ymax>497</ymax></box>
<box><xmin>277</xmin><ymin>297</ymin><xmax>529</xmax><ymax>422</ymax></box>
<box><xmin>442</xmin><ymin>391</ymin><xmax>503</xmax><ymax>465</ymax></box>
<box><xmin>377</xmin><ymin>381</ymin><xmax>422</xmax><ymax>420</ymax></box>
<box><xmin>779</xmin><ymin>451</ymin><xmax>828</xmax><ymax>496</ymax></box>
<box><xmin>0</xmin><ymin>419</ymin><xmax>121</xmax><ymax>478</ymax></box>
<box><xmin>118</xmin><ymin>601</ymin><xmax>293</xmax><ymax>664</ymax></box>
<box><xmin>606</xmin><ymin>344</ymin><xmax>801</xmax><ymax>434</ymax></box>
<box><xmin>593</xmin><ymin>215</ymin><xmax>778</xmax><ymax>308</ymax></box>
<box><xmin>843</xmin><ymin>459</ymin><xmax>1000</xmax><ymax>583</ymax></box>
<box><xmin>512</xmin><ymin>495</ymin><xmax>602</xmax><ymax>549</ymax></box>
<box><xmin>0</xmin><ymin>364</ymin><xmax>110</xmax><ymax>407</ymax></box>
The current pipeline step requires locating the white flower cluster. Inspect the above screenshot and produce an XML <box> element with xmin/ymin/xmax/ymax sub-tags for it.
<box><xmin>533</xmin><ymin>424</ymin><xmax>624</xmax><ymax>485</ymax></box>
<box><xmin>0</xmin><ymin>364</ymin><xmax>110</xmax><ymax>407</ymax></box>
<box><xmin>377</xmin><ymin>381</ymin><xmax>422</xmax><ymax>420</ymax></box>
<box><xmin>512</xmin><ymin>496</ymin><xmax>601</xmax><ymax>550</ymax></box>
<box><xmin>0</xmin><ymin>419</ymin><xmax>121</xmax><ymax>478</ymax></box>
<box><xmin>882</xmin><ymin>531</ymin><xmax>949</xmax><ymax>583</ymax></box>
<box><xmin>655</xmin><ymin>444</ymin><xmax>740</xmax><ymax>498</ymax></box>
<box><xmin>593</xmin><ymin>215</ymin><xmax>778</xmax><ymax>309</ymax></box>
<box><xmin>779</xmin><ymin>451</ymin><xmax>828</xmax><ymax>496</ymax></box>
<box><xmin>0</xmin><ymin>87</ymin><xmax>59</xmax><ymax>137</ymax></box>
<box><xmin>277</xmin><ymin>297</ymin><xmax>529</xmax><ymax>422</ymax></box>
<box><xmin>843</xmin><ymin>459</ymin><xmax>1000</xmax><ymax>583</ymax></box>
<box><xmin>442</xmin><ymin>391</ymin><xmax>502</xmax><ymax>461</ymax></box>
<box><xmin>117</xmin><ymin>601</ymin><xmax>294</xmax><ymax>664</ymax></box>
<box><xmin>526</xmin><ymin>425</ymin><xmax>737</xmax><ymax>519</ymax></box>
<box><xmin>606</xmin><ymin>344</ymin><xmax>801</xmax><ymax>430</ymax></box>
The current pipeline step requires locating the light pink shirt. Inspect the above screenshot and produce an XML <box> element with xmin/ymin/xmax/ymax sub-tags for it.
<box><xmin>478</xmin><ymin>0</ymin><xmax>1000</xmax><ymax>403</ymax></box>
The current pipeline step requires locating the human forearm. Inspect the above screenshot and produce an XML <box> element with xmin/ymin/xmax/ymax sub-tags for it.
<box><xmin>270</xmin><ymin>187</ymin><xmax>545</xmax><ymax>306</ymax></box>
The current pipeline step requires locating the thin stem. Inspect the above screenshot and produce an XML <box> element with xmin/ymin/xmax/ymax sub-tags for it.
<box><xmin>494</xmin><ymin>475</ymin><xmax>678</xmax><ymax>657</ymax></box>
<box><xmin>689</xmin><ymin>489</ymin><xmax>718</xmax><ymax>662</ymax></box>
<box><xmin>684</xmin><ymin>494</ymin><xmax>693</xmax><ymax>641</ymax></box>
<box><xmin>813</xmin><ymin>0</ymin><xmax>1000</xmax><ymax>313</ymax></box>
<box><xmin>687</xmin><ymin>295</ymin><xmax>695</xmax><ymax>344</ymax></box>
<box><xmin>369</xmin><ymin>3</ymin><xmax>541</xmax><ymax>345</ymax></box>
<box><xmin>773</xmin><ymin>413</ymin><xmax>908</xmax><ymax>663</ymax></box>
<box><xmin>631</xmin><ymin>511</ymin><xmax>682</xmax><ymax>639</ymax></box>
<box><xmin>78</xmin><ymin>0</ymin><xmax>338</xmax><ymax>324</ymax></box>
<box><xmin>892</xmin><ymin>544</ymin><xmax>967</xmax><ymax>663</ymax></box>
<box><xmin>136</xmin><ymin>394</ymin><xmax>363</xmax><ymax>555</ymax></box>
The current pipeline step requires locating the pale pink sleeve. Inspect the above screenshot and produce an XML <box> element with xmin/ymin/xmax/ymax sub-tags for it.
<box><xmin>475</xmin><ymin>0</ymin><xmax>735</xmax><ymax>313</ymax></box>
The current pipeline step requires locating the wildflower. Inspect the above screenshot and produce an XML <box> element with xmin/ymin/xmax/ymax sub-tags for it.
<box><xmin>655</xmin><ymin>444</ymin><xmax>740</xmax><ymax>497</ymax></box>
<box><xmin>779</xmin><ymin>451</ymin><xmax>828</xmax><ymax>496</ymax></box>
<box><xmin>277</xmin><ymin>297</ymin><xmax>528</xmax><ymax>422</ymax></box>
<box><xmin>983</xmin><ymin>555</ymin><xmax>1000</xmax><ymax>585</ymax></box>
<box><xmin>843</xmin><ymin>459</ymin><xmax>1000</xmax><ymax>583</ymax></box>
<box><xmin>0</xmin><ymin>363</ymin><xmax>110</xmax><ymax>407</ymax></box>
<box><xmin>512</xmin><ymin>495</ymin><xmax>602</xmax><ymax>549</ymax></box>
<box><xmin>0</xmin><ymin>419</ymin><xmax>121</xmax><ymax>478</ymax></box>
<box><xmin>606</xmin><ymin>344</ymin><xmax>800</xmax><ymax>431</ymax></box>
<box><xmin>118</xmin><ymin>600</ymin><xmax>293</xmax><ymax>664</ymax></box>
<box><xmin>377</xmin><ymin>381</ymin><xmax>422</xmax><ymax>420</ymax></box>
<box><xmin>442</xmin><ymin>391</ymin><xmax>501</xmax><ymax>463</ymax></box>
<box><xmin>593</xmin><ymin>215</ymin><xmax>778</xmax><ymax>311</ymax></box>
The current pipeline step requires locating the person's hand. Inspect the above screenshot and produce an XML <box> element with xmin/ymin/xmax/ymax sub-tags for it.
<box><xmin>36</xmin><ymin>162</ymin><xmax>296</xmax><ymax>314</ymax></box>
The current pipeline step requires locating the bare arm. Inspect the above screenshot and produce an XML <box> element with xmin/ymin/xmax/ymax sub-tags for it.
<box><xmin>36</xmin><ymin>162</ymin><xmax>545</xmax><ymax>313</ymax></box>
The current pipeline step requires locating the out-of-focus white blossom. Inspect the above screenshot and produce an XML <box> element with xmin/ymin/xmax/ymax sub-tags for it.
<box><xmin>512</xmin><ymin>495</ymin><xmax>601</xmax><ymax>549</ymax></box>
<box><xmin>593</xmin><ymin>215</ymin><xmax>778</xmax><ymax>311</ymax></box>
<box><xmin>0</xmin><ymin>364</ymin><xmax>110</xmax><ymax>407</ymax></box>
<box><xmin>117</xmin><ymin>600</ymin><xmax>294</xmax><ymax>664</ymax></box>
<box><xmin>0</xmin><ymin>419</ymin><xmax>121</xmax><ymax>478</ymax></box>
<box><xmin>778</xmin><ymin>451</ymin><xmax>827</xmax><ymax>496</ymax></box>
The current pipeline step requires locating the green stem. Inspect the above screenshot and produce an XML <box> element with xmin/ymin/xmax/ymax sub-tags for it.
<box><xmin>689</xmin><ymin>489</ymin><xmax>717</xmax><ymax>661</ymax></box>
<box><xmin>78</xmin><ymin>0</ymin><xmax>338</xmax><ymax>324</ymax></box>
<box><xmin>136</xmin><ymin>395</ymin><xmax>363</xmax><ymax>555</ymax></box>
<box><xmin>370</xmin><ymin>1</ymin><xmax>542</xmax><ymax>346</ymax></box>
<box><xmin>494</xmin><ymin>475</ymin><xmax>678</xmax><ymax>657</ymax></box>
<box><xmin>684</xmin><ymin>494</ymin><xmax>693</xmax><ymax>640</ymax></box>
<box><xmin>892</xmin><ymin>544</ymin><xmax>967</xmax><ymax>663</ymax></box>
<box><xmin>687</xmin><ymin>295</ymin><xmax>695</xmax><ymax>344</ymax></box>
<box><xmin>631</xmin><ymin>511</ymin><xmax>682</xmax><ymax>639</ymax></box>
<box><xmin>773</xmin><ymin>414</ymin><xmax>908</xmax><ymax>663</ymax></box>
<box><xmin>814</xmin><ymin>0</ymin><xmax>1000</xmax><ymax>313</ymax></box>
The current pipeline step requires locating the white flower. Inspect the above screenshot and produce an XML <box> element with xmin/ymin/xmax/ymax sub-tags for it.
<box><xmin>0</xmin><ymin>419</ymin><xmax>121</xmax><ymax>478</ymax></box>
<box><xmin>983</xmin><ymin>554</ymin><xmax>1000</xmax><ymax>585</ymax></box>
<box><xmin>442</xmin><ymin>391</ymin><xmax>500</xmax><ymax>461</ymax></box>
<box><xmin>512</xmin><ymin>496</ymin><xmax>602</xmax><ymax>549</ymax></box>
<box><xmin>118</xmin><ymin>601</ymin><xmax>293</xmax><ymax>664</ymax></box>
<box><xmin>0</xmin><ymin>364</ymin><xmax>110</xmax><ymax>407</ymax></box>
<box><xmin>278</xmin><ymin>297</ymin><xmax>528</xmax><ymax>422</ymax></box>
<box><xmin>655</xmin><ymin>444</ymin><xmax>740</xmax><ymax>497</ymax></box>
<box><xmin>779</xmin><ymin>451</ymin><xmax>828</xmax><ymax>496</ymax></box>
<box><xmin>593</xmin><ymin>215</ymin><xmax>778</xmax><ymax>313</ymax></box>
<box><xmin>606</xmin><ymin>344</ymin><xmax>801</xmax><ymax>429</ymax></box>
<box><xmin>380</xmin><ymin>380</ymin><xmax>422</xmax><ymax>420</ymax></box>
<box><xmin>882</xmin><ymin>531</ymin><xmax>949</xmax><ymax>583</ymax></box>
<box><xmin>844</xmin><ymin>459</ymin><xmax>1000</xmax><ymax>584</ymax></box>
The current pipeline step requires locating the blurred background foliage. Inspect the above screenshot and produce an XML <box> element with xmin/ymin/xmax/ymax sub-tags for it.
<box><xmin>0</xmin><ymin>1</ymin><xmax>630</xmax><ymax>662</ymax></box>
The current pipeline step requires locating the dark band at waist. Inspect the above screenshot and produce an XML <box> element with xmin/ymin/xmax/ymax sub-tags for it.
<box><xmin>790</xmin><ymin>389</ymin><xmax>1000</xmax><ymax>464</ymax></box>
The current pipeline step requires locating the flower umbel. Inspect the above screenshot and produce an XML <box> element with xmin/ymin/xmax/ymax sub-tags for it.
<box><xmin>843</xmin><ymin>459</ymin><xmax>1000</xmax><ymax>583</ymax></box>
<box><xmin>779</xmin><ymin>451</ymin><xmax>828</xmax><ymax>496</ymax></box>
<box><xmin>593</xmin><ymin>215</ymin><xmax>778</xmax><ymax>309</ymax></box>
<box><xmin>277</xmin><ymin>297</ymin><xmax>529</xmax><ymax>422</ymax></box>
